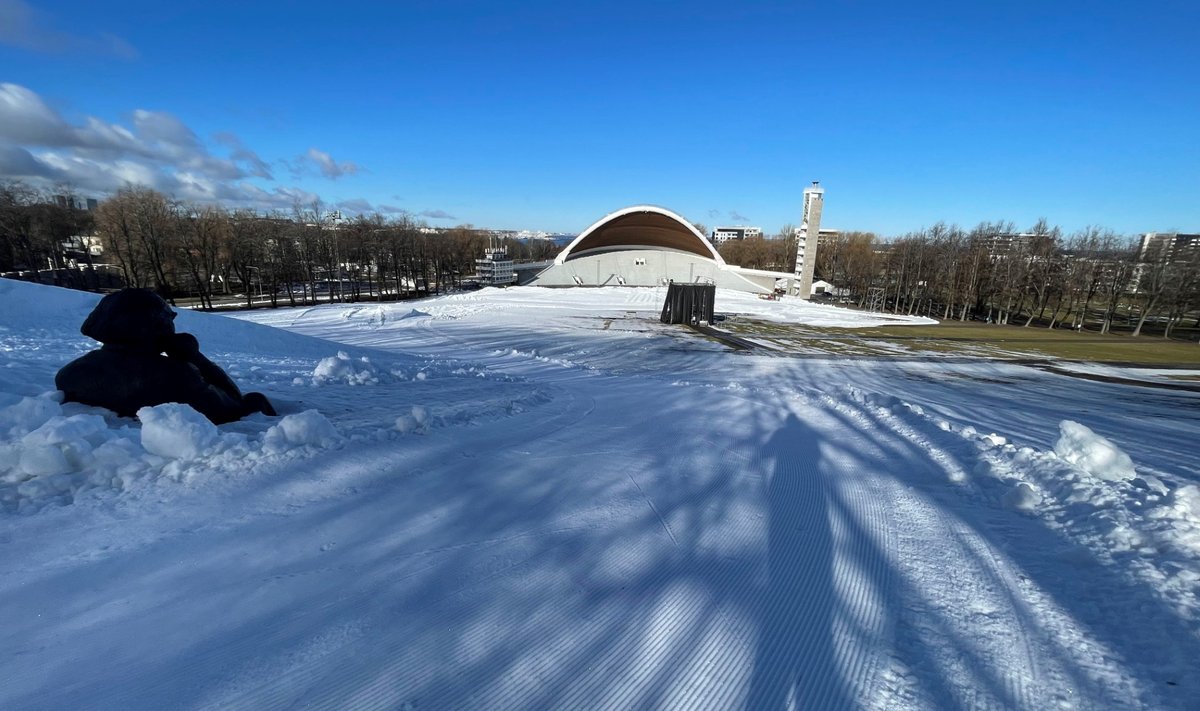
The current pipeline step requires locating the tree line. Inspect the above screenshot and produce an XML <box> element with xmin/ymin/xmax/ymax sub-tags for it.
<box><xmin>718</xmin><ymin>220</ymin><xmax>1199</xmax><ymax>338</ymax></box>
<box><xmin>1</xmin><ymin>182</ymin><xmax>559</xmax><ymax>309</ymax></box>
<box><xmin>0</xmin><ymin>182</ymin><xmax>103</xmax><ymax>290</ymax></box>
<box><xmin>4</xmin><ymin>182</ymin><xmax>1197</xmax><ymax>337</ymax></box>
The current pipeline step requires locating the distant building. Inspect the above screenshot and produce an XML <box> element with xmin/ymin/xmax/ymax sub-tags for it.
<box><xmin>60</xmin><ymin>234</ymin><xmax>104</xmax><ymax>257</ymax></box>
<box><xmin>813</xmin><ymin>228</ymin><xmax>840</xmax><ymax>248</ymax></box>
<box><xmin>53</xmin><ymin>194</ymin><xmax>97</xmax><ymax>211</ymax></box>
<box><xmin>1139</xmin><ymin>232</ymin><xmax>1200</xmax><ymax>263</ymax></box>
<box><xmin>476</xmin><ymin>246</ymin><xmax>516</xmax><ymax>286</ymax></box>
<box><xmin>793</xmin><ymin>181</ymin><xmax>824</xmax><ymax>299</ymax></box>
<box><xmin>979</xmin><ymin>233</ymin><xmax>1037</xmax><ymax>257</ymax></box>
<box><xmin>711</xmin><ymin>226</ymin><xmax>762</xmax><ymax>246</ymax></box>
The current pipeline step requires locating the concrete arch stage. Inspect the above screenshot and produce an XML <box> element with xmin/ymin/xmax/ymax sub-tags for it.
<box><xmin>530</xmin><ymin>205</ymin><xmax>791</xmax><ymax>293</ymax></box>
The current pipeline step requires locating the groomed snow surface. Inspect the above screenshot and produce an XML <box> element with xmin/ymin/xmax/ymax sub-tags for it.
<box><xmin>2</xmin><ymin>281</ymin><xmax>1199</xmax><ymax>710</ymax></box>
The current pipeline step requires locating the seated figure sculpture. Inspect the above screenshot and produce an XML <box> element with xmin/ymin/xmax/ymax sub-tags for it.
<box><xmin>55</xmin><ymin>288</ymin><xmax>277</xmax><ymax>424</ymax></box>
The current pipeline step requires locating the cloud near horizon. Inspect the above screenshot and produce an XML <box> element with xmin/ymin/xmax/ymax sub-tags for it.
<box><xmin>0</xmin><ymin>82</ymin><xmax>374</xmax><ymax>212</ymax></box>
<box><xmin>704</xmin><ymin>209</ymin><xmax>751</xmax><ymax>225</ymax></box>
<box><xmin>418</xmin><ymin>209</ymin><xmax>456</xmax><ymax>220</ymax></box>
<box><xmin>0</xmin><ymin>0</ymin><xmax>137</xmax><ymax>59</ymax></box>
<box><xmin>297</xmin><ymin>148</ymin><xmax>359</xmax><ymax>180</ymax></box>
<box><xmin>334</xmin><ymin>198</ymin><xmax>374</xmax><ymax>214</ymax></box>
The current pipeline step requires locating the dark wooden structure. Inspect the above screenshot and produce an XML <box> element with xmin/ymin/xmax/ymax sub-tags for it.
<box><xmin>660</xmin><ymin>282</ymin><xmax>716</xmax><ymax>325</ymax></box>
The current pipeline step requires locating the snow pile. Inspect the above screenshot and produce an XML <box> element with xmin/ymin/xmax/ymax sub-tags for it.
<box><xmin>304</xmin><ymin>350</ymin><xmax>443</xmax><ymax>386</ymax></box>
<box><xmin>17</xmin><ymin>412</ymin><xmax>111</xmax><ymax>477</ymax></box>
<box><xmin>394</xmin><ymin>405</ymin><xmax>429</xmax><ymax>434</ymax></box>
<box><xmin>1054</xmin><ymin>420</ymin><xmax>1137</xmax><ymax>482</ymax></box>
<box><xmin>264</xmin><ymin>410</ymin><xmax>342</xmax><ymax>452</ymax></box>
<box><xmin>1002</xmin><ymin>482</ymin><xmax>1042</xmax><ymax>512</ymax></box>
<box><xmin>1148</xmin><ymin>485</ymin><xmax>1200</xmax><ymax>557</ymax></box>
<box><xmin>0</xmin><ymin>393</ymin><xmax>62</xmax><ymax>436</ymax></box>
<box><xmin>0</xmin><ymin>394</ymin><xmax>344</xmax><ymax>512</ymax></box>
<box><xmin>311</xmin><ymin>351</ymin><xmax>387</xmax><ymax>386</ymax></box>
<box><xmin>138</xmin><ymin>403</ymin><xmax>220</xmax><ymax>460</ymax></box>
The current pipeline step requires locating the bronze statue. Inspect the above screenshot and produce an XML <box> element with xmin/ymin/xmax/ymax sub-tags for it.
<box><xmin>55</xmin><ymin>289</ymin><xmax>276</xmax><ymax>424</ymax></box>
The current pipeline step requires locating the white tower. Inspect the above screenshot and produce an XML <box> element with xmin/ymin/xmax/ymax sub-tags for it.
<box><xmin>794</xmin><ymin>181</ymin><xmax>824</xmax><ymax>299</ymax></box>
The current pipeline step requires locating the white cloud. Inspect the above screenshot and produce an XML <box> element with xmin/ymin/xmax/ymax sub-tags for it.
<box><xmin>0</xmin><ymin>83</ymin><xmax>74</xmax><ymax>145</ymax></box>
<box><xmin>214</xmin><ymin>132</ymin><xmax>273</xmax><ymax>179</ymax></box>
<box><xmin>0</xmin><ymin>144</ymin><xmax>56</xmax><ymax>179</ymax></box>
<box><xmin>0</xmin><ymin>82</ymin><xmax>366</xmax><ymax>213</ymax></box>
<box><xmin>301</xmin><ymin>148</ymin><xmax>359</xmax><ymax>179</ymax></box>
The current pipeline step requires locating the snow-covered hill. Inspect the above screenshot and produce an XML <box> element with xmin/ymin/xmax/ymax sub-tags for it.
<box><xmin>2</xmin><ymin>280</ymin><xmax>1198</xmax><ymax>709</ymax></box>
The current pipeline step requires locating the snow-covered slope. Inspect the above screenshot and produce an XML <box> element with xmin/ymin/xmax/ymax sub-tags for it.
<box><xmin>2</xmin><ymin>281</ymin><xmax>1198</xmax><ymax>709</ymax></box>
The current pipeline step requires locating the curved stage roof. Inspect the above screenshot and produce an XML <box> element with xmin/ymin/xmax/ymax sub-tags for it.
<box><xmin>555</xmin><ymin>206</ymin><xmax>726</xmax><ymax>266</ymax></box>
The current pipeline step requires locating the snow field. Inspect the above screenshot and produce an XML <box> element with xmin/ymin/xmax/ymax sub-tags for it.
<box><xmin>2</xmin><ymin>281</ymin><xmax>1199</xmax><ymax>709</ymax></box>
<box><xmin>257</xmin><ymin>287</ymin><xmax>1200</xmax><ymax>707</ymax></box>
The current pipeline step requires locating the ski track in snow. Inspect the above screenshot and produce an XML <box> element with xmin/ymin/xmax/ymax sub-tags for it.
<box><xmin>2</xmin><ymin>284</ymin><xmax>1199</xmax><ymax>709</ymax></box>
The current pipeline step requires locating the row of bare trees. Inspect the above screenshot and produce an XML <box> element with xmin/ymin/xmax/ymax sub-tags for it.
<box><xmin>814</xmin><ymin>221</ymin><xmax>1200</xmax><ymax>338</ymax></box>
<box><xmin>3</xmin><ymin>183</ymin><xmax>560</xmax><ymax>309</ymax></box>
<box><xmin>0</xmin><ymin>182</ymin><xmax>103</xmax><ymax>288</ymax></box>
<box><xmin>7</xmin><ymin>181</ymin><xmax>1196</xmax><ymax>336</ymax></box>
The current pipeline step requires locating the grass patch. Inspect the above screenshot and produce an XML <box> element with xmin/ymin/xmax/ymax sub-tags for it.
<box><xmin>721</xmin><ymin>317</ymin><xmax>1200</xmax><ymax>365</ymax></box>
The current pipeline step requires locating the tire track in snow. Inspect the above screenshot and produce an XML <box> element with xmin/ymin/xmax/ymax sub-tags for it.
<box><xmin>825</xmin><ymin>455</ymin><xmax>896</xmax><ymax>709</ymax></box>
<box><xmin>627</xmin><ymin>472</ymin><xmax>680</xmax><ymax>548</ymax></box>
<box><xmin>861</xmin><ymin>390</ymin><xmax>1176</xmax><ymax>707</ymax></box>
<box><xmin>827</xmin><ymin>383</ymin><xmax>1174</xmax><ymax>708</ymax></box>
<box><xmin>542</xmin><ymin>427</ymin><xmax>763</xmax><ymax>710</ymax></box>
<box><xmin>817</xmin><ymin>387</ymin><xmax>1051</xmax><ymax>707</ymax></box>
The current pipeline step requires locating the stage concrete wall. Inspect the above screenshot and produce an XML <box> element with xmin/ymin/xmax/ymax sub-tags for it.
<box><xmin>531</xmin><ymin>249</ymin><xmax>771</xmax><ymax>293</ymax></box>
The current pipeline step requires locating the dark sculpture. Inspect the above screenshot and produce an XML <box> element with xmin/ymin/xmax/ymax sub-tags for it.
<box><xmin>55</xmin><ymin>289</ymin><xmax>277</xmax><ymax>424</ymax></box>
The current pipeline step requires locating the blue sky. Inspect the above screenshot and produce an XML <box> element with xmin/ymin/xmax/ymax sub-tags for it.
<box><xmin>1</xmin><ymin>0</ymin><xmax>1197</xmax><ymax>236</ymax></box>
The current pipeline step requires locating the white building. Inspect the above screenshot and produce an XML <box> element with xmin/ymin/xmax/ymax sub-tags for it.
<box><xmin>794</xmin><ymin>181</ymin><xmax>824</xmax><ymax>299</ymax></box>
<box><xmin>711</xmin><ymin>226</ymin><xmax>763</xmax><ymax>246</ymax></box>
<box><xmin>476</xmin><ymin>247</ymin><xmax>516</xmax><ymax>286</ymax></box>
<box><xmin>1139</xmin><ymin>232</ymin><xmax>1200</xmax><ymax>263</ymax></box>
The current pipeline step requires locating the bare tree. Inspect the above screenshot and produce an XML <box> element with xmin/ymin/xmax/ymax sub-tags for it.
<box><xmin>0</xmin><ymin>182</ymin><xmax>51</xmax><ymax>279</ymax></box>
<box><xmin>175</xmin><ymin>204</ymin><xmax>228</xmax><ymax>310</ymax></box>
<box><xmin>1131</xmin><ymin>234</ymin><xmax>1183</xmax><ymax>337</ymax></box>
<box><xmin>1097</xmin><ymin>239</ymin><xmax>1138</xmax><ymax>335</ymax></box>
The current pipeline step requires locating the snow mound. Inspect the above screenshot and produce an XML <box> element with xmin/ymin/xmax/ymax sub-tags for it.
<box><xmin>19</xmin><ymin>411</ymin><xmax>111</xmax><ymax>474</ymax></box>
<box><xmin>394</xmin><ymin>405</ymin><xmax>429</xmax><ymax>434</ymax></box>
<box><xmin>264</xmin><ymin>410</ymin><xmax>342</xmax><ymax>452</ymax></box>
<box><xmin>0</xmin><ymin>393</ymin><xmax>346</xmax><ymax>513</ymax></box>
<box><xmin>312</xmin><ymin>351</ymin><xmax>386</xmax><ymax>386</ymax></box>
<box><xmin>306</xmin><ymin>351</ymin><xmax>444</xmax><ymax>386</ymax></box>
<box><xmin>1003</xmin><ymin>482</ymin><xmax>1042</xmax><ymax>512</ymax></box>
<box><xmin>1148</xmin><ymin>485</ymin><xmax>1200</xmax><ymax>557</ymax></box>
<box><xmin>0</xmin><ymin>392</ymin><xmax>63</xmax><ymax>438</ymax></box>
<box><xmin>1054</xmin><ymin>420</ymin><xmax>1136</xmax><ymax>482</ymax></box>
<box><xmin>138</xmin><ymin>403</ymin><xmax>220</xmax><ymax>460</ymax></box>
